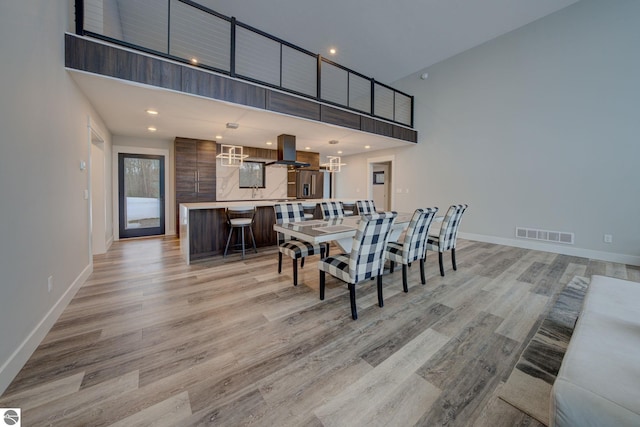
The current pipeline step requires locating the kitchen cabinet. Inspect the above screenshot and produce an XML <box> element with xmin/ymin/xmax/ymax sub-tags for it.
<box><xmin>295</xmin><ymin>150</ymin><xmax>320</xmax><ymax>170</ymax></box>
<box><xmin>244</xmin><ymin>146</ymin><xmax>276</xmax><ymax>161</ymax></box>
<box><xmin>174</xmin><ymin>137</ymin><xmax>217</xmax><ymax>234</ymax></box>
<box><xmin>287</xmin><ymin>170</ymin><xmax>297</xmax><ymax>198</ymax></box>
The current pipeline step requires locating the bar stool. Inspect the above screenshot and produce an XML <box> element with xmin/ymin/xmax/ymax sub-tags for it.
<box><xmin>301</xmin><ymin>202</ymin><xmax>317</xmax><ymax>220</ymax></box>
<box><xmin>223</xmin><ymin>206</ymin><xmax>257</xmax><ymax>259</ymax></box>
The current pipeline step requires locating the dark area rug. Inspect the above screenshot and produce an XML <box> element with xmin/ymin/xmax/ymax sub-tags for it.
<box><xmin>497</xmin><ymin>275</ymin><xmax>589</xmax><ymax>425</ymax></box>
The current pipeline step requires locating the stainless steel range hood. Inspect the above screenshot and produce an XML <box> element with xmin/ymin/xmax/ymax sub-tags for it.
<box><xmin>265</xmin><ymin>134</ymin><xmax>311</xmax><ymax>168</ymax></box>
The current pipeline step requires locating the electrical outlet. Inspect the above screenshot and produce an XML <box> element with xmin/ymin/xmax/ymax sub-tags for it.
<box><xmin>47</xmin><ymin>275</ymin><xmax>53</xmax><ymax>293</ymax></box>
<box><xmin>603</xmin><ymin>234</ymin><xmax>613</xmax><ymax>243</ymax></box>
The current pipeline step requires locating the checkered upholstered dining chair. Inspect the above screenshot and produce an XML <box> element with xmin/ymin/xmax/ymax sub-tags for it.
<box><xmin>319</xmin><ymin>201</ymin><xmax>345</xmax><ymax>220</ymax></box>
<box><xmin>341</xmin><ymin>202</ymin><xmax>355</xmax><ymax>216</ymax></box>
<box><xmin>385</xmin><ymin>207</ymin><xmax>439</xmax><ymax>292</ymax></box>
<box><xmin>356</xmin><ymin>200</ymin><xmax>377</xmax><ymax>215</ymax></box>
<box><xmin>318</xmin><ymin>212</ymin><xmax>397</xmax><ymax>320</ymax></box>
<box><xmin>274</xmin><ymin>203</ymin><xmax>325</xmax><ymax>287</ymax></box>
<box><xmin>426</xmin><ymin>204</ymin><xmax>468</xmax><ymax>276</ymax></box>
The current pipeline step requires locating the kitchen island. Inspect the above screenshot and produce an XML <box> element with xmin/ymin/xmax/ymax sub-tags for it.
<box><xmin>179</xmin><ymin>199</ymin><xmax>356</xmax><ymax>264</ymax></box>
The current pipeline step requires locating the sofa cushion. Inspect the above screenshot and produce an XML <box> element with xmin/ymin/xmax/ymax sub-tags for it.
<box><xmin>550</xmin><ymin>275</ymin><xmax>640</xmax><ymax>427</ymax></box>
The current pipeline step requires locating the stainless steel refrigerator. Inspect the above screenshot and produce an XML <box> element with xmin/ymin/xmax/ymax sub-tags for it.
<box><xmin>296</xmin><ymin>170</ymin><xmax>324</xmax><ymax>199</ymax></box>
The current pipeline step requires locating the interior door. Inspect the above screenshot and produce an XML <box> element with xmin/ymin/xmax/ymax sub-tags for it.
<box><xmin>118</xmin><ymin>153</ymin><xmax>165</xmax><ymax>238</ymax></box>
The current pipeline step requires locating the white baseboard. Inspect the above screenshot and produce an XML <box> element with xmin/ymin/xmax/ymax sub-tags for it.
<box><xmin>460</xmin><ymin>232</ymin><xmax>640</xmax><ymax>266</ymax></box>
<box><xmin>106</xmin><ymin>235</ymin><xmax>113</xmax><ymax>251</ymax></box>
<box><xmin>0</xmin><ymin>263</ymin><xmax>93</xmax><ymax>395</ymax></box>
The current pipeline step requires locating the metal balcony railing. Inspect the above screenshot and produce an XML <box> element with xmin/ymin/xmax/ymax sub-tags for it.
<box><xmin>74</xmin><ymin>0</ymin><xmax>414</xmax><ymax>127</ymax></box>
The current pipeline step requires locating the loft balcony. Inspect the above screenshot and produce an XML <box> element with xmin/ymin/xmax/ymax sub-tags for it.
<box><xmin>68</xmin><ymin>0</ymin><xmax>417</xmax><ymax>144</ymax></box>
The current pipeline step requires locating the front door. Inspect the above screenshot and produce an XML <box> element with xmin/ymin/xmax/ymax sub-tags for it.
<box><xmin>118</xmin><ymin>153</ymin><xmax>165</xmax><ymax>238</ymax></box>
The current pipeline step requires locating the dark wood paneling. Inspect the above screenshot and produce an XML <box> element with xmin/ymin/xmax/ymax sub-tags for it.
<box><xmin>131</xmin><ymin>54</ymin><xmax>182</xmax><ymax>90</ymax></box>
<box><xmin>181</xmin><ymin>69</ymin><xmax>266</xmax><ymax>108</ymax></box>
<box><xmin>175</xmin><ymin>138</ymin><xmax>217</xmax><ymax>235</ymax></box>
<box><xmin>243</xmin><ymin>146</ymin><xmax>257</xmax><ymax>159</ymax></box>
<box><xmin>393</xmin><ymin>125</ymin><xmax>418</xmax><ymax>143</ymax></box>
<box><xmin>220</xmin><ymin>79</ymin><xmax>266</xmax><ymax>108</ymax></box>
<box><xmin>65</xmin><ymin>35</ymin><xmax>181</xmax><ymax>91</ymax></box>
<box><xmin>181</xmin><ymin>68</ymin><xmax>219</xmax><ymax>99</ymax></box>
<box><xmin>321</xmin><ymin>105</ymin><xmax>361</xmax><ymax>130</ymax></box>
<box><xmin>188</xmin><ymin>206</ymin><xmax>277</xmax><ymax>259</ymax></box>
<box><xmin>257</xmin><ymin>148</ymin><xmax>276</xmax><ymax>160</ymax></box>
<box><xmin>189</xmin><ymin>209</ymin><xmax>227</xmax><ymax>259</ymax></box>
<box><xmin>361</xmin><ymin>117</ymin><xmax>394</xmax><ymax>138</ymax></box>
<box><xmin>361</xmin><ymin>116</ymin><xmax>417</xmax><ymax>143</ymax></box>
<box><xmin>196</xmin><ymin>140</ymin><xmax>217</xmax><ymax>195</ymax></box>
<box><xmin>65</xmin><ymin>34</ymin><xmax>418</xmax><ymax>145</ymax></box>
<box><xmin>174</xmin><ymin>139</ymin><xmax>197</xmax><ymax>194</ymax></box>
<box><xmin>266</xmin><ymin>91</ymin><xmax>320</xmax><ymax>121</ymax></box>
<box><xmin>287</xmin><ymin>170</ymin><xmax>297</xmax><ymax>198</ymax></box>
<box><xmin>252</xmin><ymin>206</ymin><xmax>277</xmax><ymax>246</ymax></box>
<box><xmin>244</xmin><ymin>147</ymin><xmax>276</xmax><ymax>161</ymax></box>
<box><xmin>296</xmin><ymin>151</ymin><xmax>320</xmax><ymax>170</ymax></box>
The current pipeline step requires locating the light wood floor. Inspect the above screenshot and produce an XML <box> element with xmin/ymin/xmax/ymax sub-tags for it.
<box><xmin>1</xmin><ymin>237</ymin><xmax>638</xmax><ymax>426</ymax></box>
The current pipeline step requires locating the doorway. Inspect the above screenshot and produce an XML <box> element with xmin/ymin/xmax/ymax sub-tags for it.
<box><xmin>368</xmin><ymin>156</ymin><xmax>394</xmax><ymax>211</ymax></box>
<box><xmin>118</xmin><ymin>153</ymin><xmax>166</xmax><ymax>238</ymax></box>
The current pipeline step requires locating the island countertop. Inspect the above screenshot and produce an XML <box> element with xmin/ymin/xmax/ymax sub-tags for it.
<box><xmin>179</xmin><ymin>199</ymin><xmax>358</xmax><ymax>264</ymax></box>
<box><xmin>180</xmin><ymin>198</ymin><xmax>357</xmax><ymax>210</ymax></box>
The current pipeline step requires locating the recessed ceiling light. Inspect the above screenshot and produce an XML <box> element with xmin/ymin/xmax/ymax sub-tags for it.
<box><xmin>147</xmin><ymin>126</ymin><xmax>157</xmax><ymax>132</ymax></box>
<box><xmin>226</xmin><ymin>122</ymin><xmax>239</xmax><ymax>129</ymax></box>
<box><xmin>215</xmin><ymin>135</ymin><xmax>223</xmax><ymax>139</ymax></box>
<box><xmin>266</xmin><ymin>141</ymin><xmax>272</xmax><ymax>145</ymax></box>
<box><xmin>146</xmin><ymin>109</ymin><xmax>158</xmax><ymax>115</ymax></box>
<box><xmin>328</xmin><ymin>140</ymin><xmax>339</xmax><ymax>145</ymax></box>
<box><xmin>364</xmin><ymin>145</ymin><xmax>371</xmax><ymax>149</ymax></box>
<box><xmin>337</xmin><ymin>150</ymin><xmax>343</xmax><ymax>154</ymax></box>
<box><xmin>305</xmin><ymin>147</ymin><xmax>311</xmax><ymax>150</ymax></box>
<box><xmin>190</xmin><ymin>58</ymin><xmax>198</xmax><ymax>64</ymax></box>
<box><xmin>329</xmin><ymin>48</ymin><xmax>337</xmax><ymax>55</ymax></box>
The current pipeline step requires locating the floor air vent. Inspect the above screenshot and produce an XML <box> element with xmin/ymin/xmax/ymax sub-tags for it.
<box><xmin>516</xmin><ymin>227</ymin><xmax>574</xmax><ymax>245</ymax></box>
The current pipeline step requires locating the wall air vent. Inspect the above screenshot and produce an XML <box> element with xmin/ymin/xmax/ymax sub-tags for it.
<box><xmin>516</xmin><ymin>227</ymin><xmax>574</xmax><ymax>245</ymax></box>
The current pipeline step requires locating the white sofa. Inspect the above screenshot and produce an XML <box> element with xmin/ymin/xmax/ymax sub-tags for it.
<box><xmin>550</xmin><ymin>275</ymin><xmax>640</xmax><ymax>427</ymax></box>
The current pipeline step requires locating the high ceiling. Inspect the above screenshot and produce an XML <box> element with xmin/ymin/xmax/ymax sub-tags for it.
<box><xmin>72</xmin><ymin>0</ymin><xmax>581</xmax><ymax>157</ymax></box>
<box><xmin>198</xmin><ymin>0</ymin><xmax>580</xmax><ymax>83</ymax></box>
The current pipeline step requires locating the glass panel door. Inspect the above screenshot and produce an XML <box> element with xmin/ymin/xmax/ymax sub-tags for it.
<box><xmin>118</xmin><ymin>153</ymin><xmax>165</xmax><ymax>238</ymax></box>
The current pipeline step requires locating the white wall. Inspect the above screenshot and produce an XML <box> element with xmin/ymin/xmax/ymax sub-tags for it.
<box><xmin>0</xmin><ymin>1</ymin><xmax>112</xmax><ymax>392</ymax></box>
<box><xmin>90</xmin><ymin>124</ymin><xmax>111</xmax><ymax>254</ymax></box>
<box><xmin>338</xmin><ymin>0</ymin><xmax>640</xmax><ymax>264</ymax></box>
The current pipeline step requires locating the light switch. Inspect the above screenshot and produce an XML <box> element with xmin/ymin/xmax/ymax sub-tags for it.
<box><xmin>80</xmin><ymin>160</ymin><xmax>86</xmax><ymax>171</ymax></box>
<box><xmin>83</xmin><ymin>189</ymin><xmax>89</xmax><ymax>200</ymax></box>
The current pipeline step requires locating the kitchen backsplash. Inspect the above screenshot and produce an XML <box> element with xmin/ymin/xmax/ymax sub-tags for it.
<box><xmin>216</xmin><ymin>159</ymin><xmax>288</xmax><ymax>200</ymax></box>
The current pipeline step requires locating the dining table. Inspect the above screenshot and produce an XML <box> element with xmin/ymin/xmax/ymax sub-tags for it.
<box><xmin>273</xmin><ymin>212</ymin><xmax>416</xmax><ymax>253</ymax></box>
